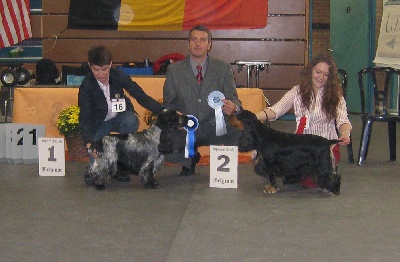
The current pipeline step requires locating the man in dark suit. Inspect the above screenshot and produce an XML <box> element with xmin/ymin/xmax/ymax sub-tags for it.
<box><xmin>163</xmin><ymin>25</ymin><xmax>242</xmax><ymax>176</ymax></box>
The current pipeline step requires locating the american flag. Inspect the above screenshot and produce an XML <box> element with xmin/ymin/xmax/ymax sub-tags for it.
<box><xmin>0</xmin><ymin>0</ymin><xmax>32</xmax><ymax>48</ymax></box>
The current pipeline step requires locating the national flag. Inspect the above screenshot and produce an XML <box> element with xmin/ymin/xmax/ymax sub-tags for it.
<box><xmin>68</xmin><ymin>0</ymin><xmax>268</xmax><ymax>31</ymax></box>
<box><xmin>0</xmin><ymin>0</ymin><xmax>32</xmax><ymax>48</ymax></box>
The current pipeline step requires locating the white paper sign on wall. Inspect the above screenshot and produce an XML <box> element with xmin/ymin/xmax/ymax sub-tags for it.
<box><xmin>38</xmin><ymin>137</ymin><xmax>65</xmax><ymax>176</ymax></box>
<box><xmin>209</xmin><ymin>145</ymin><xmax>238</xmax><ymax>189</ymax></box>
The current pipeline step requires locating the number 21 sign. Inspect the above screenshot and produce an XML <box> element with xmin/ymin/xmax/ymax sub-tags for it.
<box><xmin>209</xmin><ymin>145</ymin><xmax>238</xmax><ymax>188</ymax></box>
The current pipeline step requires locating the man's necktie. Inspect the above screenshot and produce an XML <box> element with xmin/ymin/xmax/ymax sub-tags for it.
<box><xmin>196</xmin><ymin>65</ymin><xmax>203</xmax><ymax>84</ymax></box>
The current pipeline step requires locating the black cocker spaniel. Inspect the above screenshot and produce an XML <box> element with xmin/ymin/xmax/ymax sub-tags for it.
<box><xmin>229</xmin><ymin>110</ymin><xmax>341</xmax><ymax>196</ymax></box>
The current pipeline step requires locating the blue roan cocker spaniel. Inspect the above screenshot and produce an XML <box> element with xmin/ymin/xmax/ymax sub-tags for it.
<box><xmin>85</xmin><ymin>108</ymin><xmax>189</xmax><ymax>190</ymax></box>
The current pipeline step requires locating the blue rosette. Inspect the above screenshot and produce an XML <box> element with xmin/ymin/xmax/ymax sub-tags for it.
<box><xmin>184</xmin><ymin>115</ymin><xmax>199</xmax><ymax>158</ymax></box>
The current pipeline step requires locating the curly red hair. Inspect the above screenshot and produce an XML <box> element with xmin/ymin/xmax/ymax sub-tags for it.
<box><xmin>299</xmin><ymin>54</ymin><xmax>342</xmax><ymax>120</ymax></box>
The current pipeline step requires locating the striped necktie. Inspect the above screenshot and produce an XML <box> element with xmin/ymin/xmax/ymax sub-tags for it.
<box><xmin>196</xmin><ymin>65</ymin><xmax>203</xmax><ymax>84</ymax></box>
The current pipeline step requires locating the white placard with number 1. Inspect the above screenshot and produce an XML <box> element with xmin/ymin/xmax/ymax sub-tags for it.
<box><xmin>38</xmin><ymin>138</ymin><xmax>65</xmax><ymax>176</ymax></box>
<box><xmin>209</xmin><ymin>145</ymin><xmax>238</xmax><ymax>188</ymax></box>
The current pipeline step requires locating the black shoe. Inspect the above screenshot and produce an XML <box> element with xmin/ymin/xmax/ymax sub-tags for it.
<box><xmin>180</xmin><ymin>166</ymin><xmax>195</xmax><ymax>176</ymax></box>
<box><xmin>179</xmin><ymin>152</ymin><xmax>201</xmax><ymax>176</ymax></box>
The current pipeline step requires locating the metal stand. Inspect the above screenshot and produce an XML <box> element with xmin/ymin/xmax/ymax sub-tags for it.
<box><xmin>232</xmin><ymin>60</ymin><xmax>272</xmax><ymax>87</ymax></box>
<box><xmin>4</xmin><ymin>86</ymin><xmax>14</xmax><ymax>122</ymax></box>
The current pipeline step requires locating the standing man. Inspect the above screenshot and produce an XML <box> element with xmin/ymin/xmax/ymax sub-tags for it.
<box><xmin>163</xmin><ymin>25</ymin><xmax>242</xmax><ymax>176</ymax></box>
<box><xmin>78</xmin><ymin>46</ymin><xmax>164</xmax><ymax>182</ymax></box>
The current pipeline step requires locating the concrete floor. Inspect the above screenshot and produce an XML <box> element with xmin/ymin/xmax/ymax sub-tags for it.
<box><xmin>1</xmin><ymin>115</ymin><xmax>400</xmax><ymax>262</ymax></box>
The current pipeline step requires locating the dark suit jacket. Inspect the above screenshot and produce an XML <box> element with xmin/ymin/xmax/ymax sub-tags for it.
<box><xmin>78</xmin><ymin>68</ymin><xmax>162</xmax><ymax>144</ymax></box>
<box><xmin>163</xmin><ymin>55</ymin><xmax>241</xmax><ymax>139</ymax></box>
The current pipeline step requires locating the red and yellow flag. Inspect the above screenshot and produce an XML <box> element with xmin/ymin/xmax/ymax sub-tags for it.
<box><xmin>68</xmin><ymin>0</ymin><xmax>268</xmax><ymax>31</ymax></box>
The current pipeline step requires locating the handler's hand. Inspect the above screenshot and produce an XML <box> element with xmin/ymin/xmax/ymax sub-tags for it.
<box><xmin>338</xmin><ymin>134</ymin><xmax>351</xmax><ymax>146</ymax></box>
<box><xmin>86</xmin><ymin>143</ymin><xmax>98</xmax><ymax>158</ymax></box>
<box><xmin>222</xmin><ymin>99</ymin><xmax>237</xmax><ymax>116</ymax></box>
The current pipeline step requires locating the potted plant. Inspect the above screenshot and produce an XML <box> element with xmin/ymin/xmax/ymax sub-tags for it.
<box><xmin>57</xmin><ymin>105</ymin><xmax>86</xmax><ymax>160</ymax></box>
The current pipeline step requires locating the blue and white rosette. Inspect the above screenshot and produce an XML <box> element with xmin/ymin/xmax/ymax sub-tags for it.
<box><xmin>184</xmin><ymin>115</ymin><xmax>199</xmax><ymax>158</ymax></box>
<box><xmin>208</xmin><ymin>91</ymin><xmax>227</xmax><ymax>136</ymax></box>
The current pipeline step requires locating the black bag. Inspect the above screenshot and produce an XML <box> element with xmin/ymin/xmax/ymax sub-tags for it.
<box><xmin>35</xmin><ymin>59</ymin><xmax>59</xmax><ymax>85</ymax></box>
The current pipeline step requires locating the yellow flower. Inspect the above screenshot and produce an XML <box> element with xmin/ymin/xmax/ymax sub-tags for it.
<box><xmin>57</xmin><ymin>105</ymin><xmax>80</xmax><ymax>137</ymax></box>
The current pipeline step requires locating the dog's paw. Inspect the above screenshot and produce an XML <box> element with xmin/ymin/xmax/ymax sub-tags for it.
<box><xmin>274</xmin><ymin>177</ymin><xmax>284</xmax><ymax>189</ymax></box>
<box><xmin>263</xmin><ymin>184</ymin><xmax>277</xmax><ymax>194</ymax></box>
<box><xmin>84</xmin><ymin>171</ymin><xmax>94</xmax><ymax>185</ymax></box>
<box><xmin>95</xmin><ymin>184</ymin><xmax>106</xmax><ymax>190</ymax></box>
<box><xmin>141</xmin><ymin>176</ymin><xmax>159</xmax><ymax>189</ymax></box>
<box><xmin>144</xmin><ymin>179</ymin><xmax>159</xmax><ymax>189</ymax></box>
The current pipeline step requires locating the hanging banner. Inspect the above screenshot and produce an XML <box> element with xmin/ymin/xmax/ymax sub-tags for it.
<box><xmin>67</xmin><ymin>0</ymin><xmax>268</xmax><ymax>31</ymax></box>
<box><xmin>374</xmin><ymin>1</ymin><xmax>400</xmax><ymax>68</ymax></box>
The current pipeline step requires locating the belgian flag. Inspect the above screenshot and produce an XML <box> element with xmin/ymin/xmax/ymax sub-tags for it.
<box><xmin>67</xmin><ymin>0</ymin><xmax>268</xmax><ymax>31</ymax></box>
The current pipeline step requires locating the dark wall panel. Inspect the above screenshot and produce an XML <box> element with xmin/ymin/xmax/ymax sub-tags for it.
<box><xmin>42</xmin><ymin>0</ymin><xmax>70</xmax><ymax>13</ymax></box>
<box><xmin>30</xmin><ymin>15</ymin><xmax>42</xmax><ymax>38</ymax></box>
<box><xmin>43</xmin><ymin>40</ymin><xmax>305</xmax><ymax>65</ymax></box>
<box><xmin>232</xmin><ymin>65</ymin><xmax>303</xmax><ymax>89</ymax></box>
<box><xmin>269</xmin><ymin>0</ymin><xmax>306</xmax><ymax>14</ymax></box>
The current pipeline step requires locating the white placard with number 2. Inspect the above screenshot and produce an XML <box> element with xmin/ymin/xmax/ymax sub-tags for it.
<box><xmin>209</xmin><ymin>145</ymin><xmax>238</xmax><ymax>188</ymax></box>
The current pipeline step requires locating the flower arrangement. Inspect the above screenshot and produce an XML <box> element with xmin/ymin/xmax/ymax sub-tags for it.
<box><xmin>57</xmin><ymin>105</ymin><xmax>80</xmax><ymax>137</ymax></box>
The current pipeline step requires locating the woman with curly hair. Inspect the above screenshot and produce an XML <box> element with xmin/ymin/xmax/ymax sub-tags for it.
<box><xmin>255</xmin><ymin>54</ymin><xmax>352</xmax><ymax>187</ymax></box>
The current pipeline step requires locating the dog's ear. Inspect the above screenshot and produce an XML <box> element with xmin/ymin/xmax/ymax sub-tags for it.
<box><xmin>158</xmin><ymin>129</ymin><xmax>187</xmax><ymax>154</ymax></box>
<box><xmin>238</xmin><ymin>128</ymin><xmax>257</xmax><ymax>152</ymax></box>
<box><xmin>158</xmin><ymin>131</ymin><xmax>174</xmax><ymax>154</ymax></box>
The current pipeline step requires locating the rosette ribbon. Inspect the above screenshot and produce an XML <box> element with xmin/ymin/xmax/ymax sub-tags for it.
<box><xmin>208</xmin><ymin>91</ymin><xmax>227</xmax><ymax>136</ymax></box>
<box><xmin>184</xmin><ymin>115</ymin><xmax>199</xmax><ymax>158</ymax></box>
